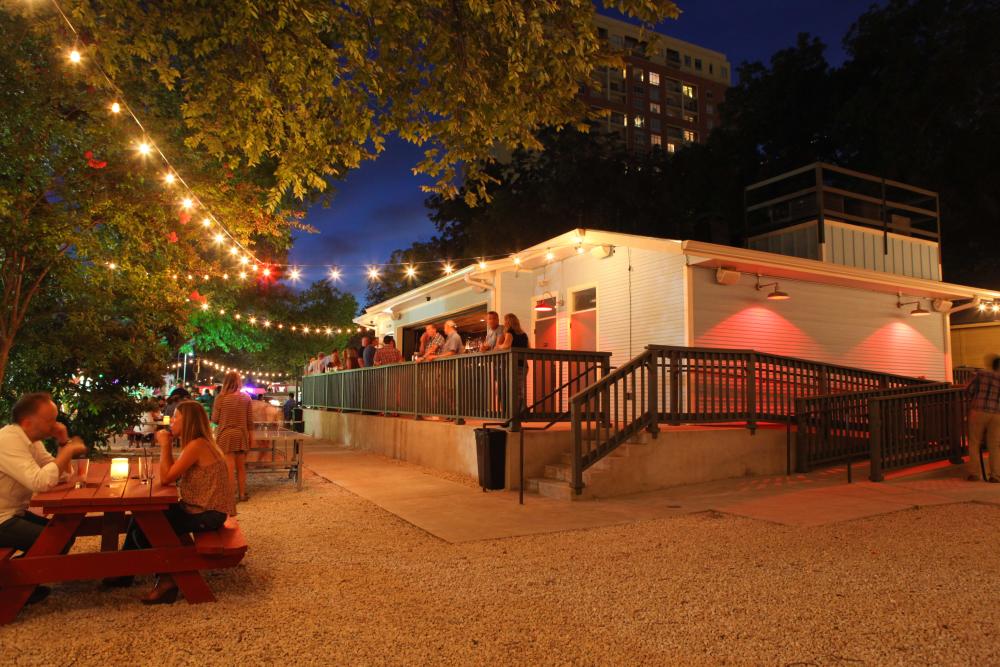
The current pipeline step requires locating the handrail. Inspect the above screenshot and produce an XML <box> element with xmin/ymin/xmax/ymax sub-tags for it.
<box><xmin>568</xmin><ymin>345</ymin><xmax>932</xmax><ymax>495</ymax></box>
<box><xmin>301</xmin><ymin>348</ymin><xmax>611</xmax><ymax>431</ymax></box>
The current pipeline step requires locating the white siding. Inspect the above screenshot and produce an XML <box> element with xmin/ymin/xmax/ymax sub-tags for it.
<box><xmin>690</xmin><ymin>266</ymin><xmax>948</xmax><ymax>381</ymax></box>
<box><xmin>521</xmin><ymin>247</ymin><xmax>686</xmax><ymax>367</ymax></box>
<box><xmin>825</xmin><ymin>220</ymin><xmax>940</xmax><ymax>281</ymax></box>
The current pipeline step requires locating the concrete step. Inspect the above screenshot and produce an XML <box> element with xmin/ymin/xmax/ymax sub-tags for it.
<box><xmin>526</xmin><ymin>476</ymin><xmax>575</xmax><ymax>501</ymax></box>
<box><xmin>544</xmin><ymin>463</ymin><xmax>571</xmax><ymax>482</ymax></box>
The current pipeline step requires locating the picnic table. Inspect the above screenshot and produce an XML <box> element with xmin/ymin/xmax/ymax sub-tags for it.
<box><xmin>249</xmin><ymin>423</ymin><xmax>312</xmax><ymax>490</ymax></box>
<box><xmin>0</xmin><ymin>461</ymin><xmax>246</xmax><ymax>624</ymax></box>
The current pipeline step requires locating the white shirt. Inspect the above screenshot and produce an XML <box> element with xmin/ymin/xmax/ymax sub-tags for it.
<box><xmin>0</xmin><ymin>424</ymin><xmax>60</xmax><ymax>523</ymax></box>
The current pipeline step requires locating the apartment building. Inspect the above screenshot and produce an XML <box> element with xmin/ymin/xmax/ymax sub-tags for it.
<box><xmin>585</xmin><ymin>14</ymin><xmax>731</xmax><ymax>154</ymax></box>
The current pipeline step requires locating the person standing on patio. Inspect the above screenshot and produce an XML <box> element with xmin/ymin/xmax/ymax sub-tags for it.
<box><xmin>479</xmin><ymin>311</ymin><xmax>504</xmax><ymax>352</ymax></box>
<box><xmin>0</xmin><ymin>393</ymin><xmax>87</xmax><ymax>553</ymax></box>
<box><xmin>965</xmin><ymin>356</ymin><xmax>1000</xmax><ymax>482</ymax></box>
<box><xmin>417</xmin><ymin>323</ymin><xmax>445</xmax><ymax>361</ymax></box>
<box><xmin>374</xmin><ymin>335</ymin><xmax>403</xmax><ymax>366</ymax></box>
<box><xmin>361</xmin><ymin>336</ymin><xmax>377</xmax><ymax>368</ymax></box>
<box><xmin>212</xmin><ymin>372</ymin><xmax>254</xmax><ymax>501</ymax></box>
<box><xmin>112</xmin><ymin>400</ymin><xmax>236</xmax><ymax>604</ymax></box>
<box><xmin>326</xmin><ymin>350</ymin><xmax>342</xmax><ymax>371</ymax></box>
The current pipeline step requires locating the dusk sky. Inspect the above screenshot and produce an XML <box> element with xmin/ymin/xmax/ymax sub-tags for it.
<box><xmin>289</xmin><ymin>0</ymin><xmax>882</xmax><ymax>300</ymax></box>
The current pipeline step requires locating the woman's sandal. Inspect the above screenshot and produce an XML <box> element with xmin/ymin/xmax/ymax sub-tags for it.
<box><xmin>140</xmin><ymin>582</ymin><xmax>179</xmax><ymax>605</ymax></box>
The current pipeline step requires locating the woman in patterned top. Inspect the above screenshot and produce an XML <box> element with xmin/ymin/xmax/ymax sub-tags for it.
<box><xmin>212</xmin><ymin>371</ymin><xmax>255</xmax><ymax>502</ymax></box>
<box><xmin>111</xmin><ymin>400</ymin><xmax>236</xmax><ymax>604</ymax></box>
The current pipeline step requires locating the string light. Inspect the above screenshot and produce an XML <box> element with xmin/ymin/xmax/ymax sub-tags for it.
<box><xmin>201</xmin><ymin>218</ymin><xmax>212</xmax><ymax>228</ymax></box>
<box><xmin>443</xmin><ymin>263</ymin><xmax>454</xmax><ymax>275</ymax></box>
<box><xmin>545</xmin><ymin>250</ymin><xmax>555</xmax><ymax>262</ymax></box>
<box><xmin>513</xmin><ymin>256</ymin><xmax>522</xmax><ymax>266</ymax></box>
<box><xmin>289</xmin><ymin>268</ymin><xmax>301</xmax><ymax>281</ymax></box>
<box><xmin>405</xmin><ymin>266</ymin><xmax>417</xmax><ymax>279</ymax></box>
<box><xmin>262</xmin><ymin>267</ymin><xmax>272</xmax><ymax>277</ymax></box>
<box><xmin>329</xmin><ymin>268</ymin><xmax>341</xmax><ymax>281</ymax></box>
<box><xmin>478</xmin><ymin>260</ymin><xmax>487</xmax><ymax>270</ymax></box>
<box><xmin>238</xmin><ymin>271</ymin><xmax>247</xmax><ymax>280</ymax></box>
<box><xmin>136</xmin><ymin>141</ymin><xmax>152</xmax><ymax>156</ymax></box>
<box><xmin>367</xmin><ymin>266</ymin><xmax>380</xmax><ymax>281</ymax></box>
<box><xmin>110</xmin><ymin>102</ymin><xmax>121</xmax><ymax>114</ymax></box>
<box><xmin>68</xmin><ymin>49</ymin><xmax>81</xmax><ymax>64</ymax></box>
<box><xmin>163</xmin><ymin>172</ymin><xmax>176</xmax><ymax>185</ymax></box>
<box><xmin>180</xmin><ymin>197</ymin><xmax>194</xmax><ymax>210</ymax></box>
<box><xmin>213</xmin><ymin>233</ymin><xmax>225</xmax><ymax>244</ymax></box>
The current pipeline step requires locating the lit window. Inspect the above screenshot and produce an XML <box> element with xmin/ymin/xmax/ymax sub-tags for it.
<box><xmin>667</xmin><ymin>142</ymin><xmax>676</xmax><ymax>153</ymax></box>
<box><xmin>633</xmin><ymin>115</ymin><xmax>645</xmax><ymax>128</ymax></box>
<box><xmin>649</xmin><ymin>72</ymin><xmax>660</xmax><ymax>86</ymax></box>
<box><xmin>650</xmin><ymin>102</ymin><xmax>661</xmax><ymax>114</ymax></box>
<box><xmin>683</xmin><ymin>129</ymin><xmax>696</xmax><ymax>142</ymax></box>
<box><xmin>684</xmin><ymin>113</ymin><xmax>696</xmax><ymax>123</ymax></box>
<box><xmin>683</xmin><ymin>84</ymin><xmax>695</xmax><ymax>99</ymax></box>
<box><xmin>651</xmin><ymin>134</ymin><xmax>662</xmax><ymax>147</ymax></box>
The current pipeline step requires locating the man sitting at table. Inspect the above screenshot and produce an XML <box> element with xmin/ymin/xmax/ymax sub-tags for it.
<box><xmin>0</xmin><ymin>393</ymin><xmax>87</xmax><ymax>555</ymax></box>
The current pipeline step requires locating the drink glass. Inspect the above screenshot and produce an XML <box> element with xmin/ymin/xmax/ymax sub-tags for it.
<box><xmin>75</xmin><ymin>459</ymin><xmax>90</xmax><ymax>488</ymax></box>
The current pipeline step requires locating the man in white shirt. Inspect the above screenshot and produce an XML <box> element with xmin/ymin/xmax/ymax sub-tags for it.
<box><xmin>0</xmin><ymin>392</ymin><xmax>86</xmax><ymax>553</ymax></box>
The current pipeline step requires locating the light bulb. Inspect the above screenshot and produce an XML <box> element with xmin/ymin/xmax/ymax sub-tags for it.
<box><xmin>234</xmin><ymin>314</ymin><xmax>242</xmax><ymax>320</ymax></box>
<box><xmin>137</xmin><ymin>142</ymin><xmax>152</xmax><ymax>156</ymax></box>
<box><xmin>110</xmin><ymin>102</ymin><xmax>121</xmax><ymax>114</ymax></box>
<box><xmin>229</xmin><ymin>246</ymin><xmax>239</xmax><ymax>256</ymax></box>
<box><xmin>576</xmin><ymin>245</ymin><xmax>584</xmax><ymax>255</ymax></box>
<box><xmin>180</xmin><ymin>197</ymin><xmax>194</xmax><ymax>210</ymax></box>
<box><xmin>238</xmin><ymin>271</ymin><xmax>247</xmax><ymax>280</ymax></box>
<box><xmin>405</xmin><ymin>266</ymin><xmax>416</xmax><ymax>278</ymax></box>
<box><xmin>107</xmin><ymin>262</ymin><xmax>117</xmax><ymax>270</ymax></box>
<box><xmin>443</xmin><ymin>263</ymin><xmax>454</xmax><ymax>275</ymax></box>
<box><xmin>262</xmin><ymin>267</ymin><xmax>272</xmax><ymax>277</ymax></box>
<box><xmin>545</xmin><ymin>251</ymin><xmax>555</xmax><ymax>261</ymax></box>
<box><xmin>164</xmin><ymin>172</ymin><xmax>176</xmax><ymax>185</ymax></box>
<box><xmin>329</xmin><ymin>268</ymin><xmax>341</xmax><ymax>281</ymax></box>
<box><xmin>222</xmin><ymin>273</ymin><xmax>229</xmax><ymax>280</ymax></box>
<box><xmin>513</xmin><ymin>256</ymin><xmax>521</xmax><ymax>266</ymax></box>
<box><xmin>289</xmin><ymin>268</ymin><xmax>301</xmax><ymax>281</ymax></box>
<box><xmin>214</xmin><ymin>233</ymin><xmax>225</xmax><ymax>244</ymax></box>
<box><xmin>69</xmin><ymin>49</ymin><xmax>81</xmax><ymax>64</ymax></box>
<box><xmin>239</xmin><ymin>256</ymin><xmax>250</xmax><ymax>265</ymax></box>
<box><xmin>368</xmin><ymin>267</ymin><xmax>380</xmax><ymax>280</ymax></box>
<box><xmin>201</xmin><ymin>218</ymin><xmax>212</xmax><ymax>228</ymax></box>
<box><xmin>200</xmin><ymin>303</ymin><xmax>209</xmax><ymax>310</ymax></box>
<box><xmin>264</xmin><ymin>320</ymin><xmax>271</xmax><ymax>328</ymax></box>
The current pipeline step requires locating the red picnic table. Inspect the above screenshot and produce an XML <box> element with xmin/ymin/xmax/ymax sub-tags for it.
<box><xmin>0</xmin><ymin>461</ymin><xmax>246</xmax><ymax>624</ymax></box>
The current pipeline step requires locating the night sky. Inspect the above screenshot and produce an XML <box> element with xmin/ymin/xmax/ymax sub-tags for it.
<box><xmin>289</xmin><ymin>0</ymin><xmax>882</xmax><ymax>301</ymax></box>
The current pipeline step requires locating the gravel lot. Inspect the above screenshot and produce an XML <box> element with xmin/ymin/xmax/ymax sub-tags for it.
<box><xmin>2</xmin><ymin>471</ymin><xmax>998</xmax><ymax>666</ymax></box>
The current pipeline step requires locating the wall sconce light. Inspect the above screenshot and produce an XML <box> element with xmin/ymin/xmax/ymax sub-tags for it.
<box><xmin>897</xmin><ymin>295</ymin><xmax>929</xmax><ymax>317</ymax></box>
<box><xmin>755</xmin><ymin>275</ymin><xmax>790</xmax><ymax>301</ymax></box>
<box><xmin>534</xmin><ymin>293</ymin><xmax>557</xmax><ymax>312</ymax></box>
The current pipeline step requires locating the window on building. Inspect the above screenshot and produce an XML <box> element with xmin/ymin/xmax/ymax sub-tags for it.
<box><xmin>649</xmin><ymin>87</ymin><xmax>660</xmax><ymax>101</ymax></box>
<box><xmin>598</xmin><ymin>27</ymin><xmax>608</xmax><ymax>41</ymax></box>
<box><xmin>651</xmin><ymin>134</ymin><xmax>662</xmax><ymax>147</ymax></box>
<box><xmin>684</xmin><ymin>113</ymin><xmax>696</xmax><ymax>123</ymax></box>
<box><xmin>667</xmin><ymin>142</ymin><xmax>676</xmax><ymax>153</ymax></box>
<box><xmin>682</xmin><ymin>84</ymin><xmax>695</xmax><ymax>98</ymax></box>
<box><xmin>632</xmin><ymin>66</ymin><xmax>645</xmax><ymax>82</ymax></box>
<box><xmin>665</xmin><ymin>107</ymin><xmax>678</xmax><ymax>118</ymax></box>
<box><xmin>633</xmin><ymin>84</ymin><xmax>645</xmax><ymax>96</ymax></box>
<box><xmin>610</xmin><ymin>34</ymin><xmax>624</xmax><ymax>50</ymax></box>
<box><xmin>610</xmin><ymin>111</ymin><xmax>625</xmax><ymax>127</ymax></box>
<box><xmin>666</xmin><ymin>126</ymin><xmax>683</xmax><ymax>140</ymax></box>
<box><xmin>706</xmin><ymin>89</ymin><xmax>714</xmax><ymax>100</ymax></box>
<box><xmin>650</xmin><ymin>117</ymin><xmax>661</xmax><ymax>132</ymax></box>
<box><xmin>650</xmin><ymin>102</ymin><xmax>661</xmax><ymax>114</ymax></box>
<box><xmin>684</xmin><ymin>129</ymin><xmax>696</xmax><ymax>142</ymax></box>
<box><xmin>709</xmin><ymin>63</ymin><xmax>714</xmax><ymax>75</ymax></box>
<box><xmin>573</xmin><ymin>287</ymin><xmax>597</xmax><ymax>312</ymax></box>
<box><xmin>695</xmin><ymin>58</ymin><xmax>702</xmax><ymax>71</ymax></box>
<box><xmin>632</xmin><ymin>97</ymin><xmax>644</xmax><ymax>109</ymax></box>
<box><xmin>721</xmin><ymin>67</ymin><xmax>729</xmax><ymax>80</ymax></box>
<box><xmin>648</xmin><ymin>72</ymin><xmax>660</xmax><ymax>86</ymax></box>
<box><xmin>633</xmin><ymin>115</ymin><xmax>645</xmax><ymax>128</ymax></box>
<box><xmin>706</xmin><ymin>103</ymin><xmax>714</xmax><ymax>114</ymax></box>
<box><xmin>684</xmin><ymin>54</ymin><xmax>691</xmax><ymax>67</ymax></box>
<box><xmin>666</xmin><ymin>49</ymin><xmax>680</xmax><ymax>65</ymax></box>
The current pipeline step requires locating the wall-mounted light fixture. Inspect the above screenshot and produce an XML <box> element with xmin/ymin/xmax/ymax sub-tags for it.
<box><xmin>754</xmin><ymin>275</ymin><xmax>790</xmax><ymax>301</ymax></box>
<box><xmin>534</xmin><ymin>293</ymin><xmax>558</xmax><ymax>312</ymax></box>
<box><xmin>897</xmin><ymin>294</ymin><xmax>929</xmax><ymax>317</ymax></box>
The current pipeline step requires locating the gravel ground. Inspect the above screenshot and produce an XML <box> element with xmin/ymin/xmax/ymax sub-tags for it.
<box><xmin>2</xmin><ymin>471</ymin><xmax>999</xmax><ymax>666</ymax></box>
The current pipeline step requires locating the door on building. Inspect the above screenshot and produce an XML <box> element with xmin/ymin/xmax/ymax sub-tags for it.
<box><xmin>531</xmin><ymin>296</ymin><xmax>558</xmax><ymax>413</ymax></box>
<box><xmin>569</xmin><ymin>287</ymin><xmax>598</xmax><ymax>394</ymax></box>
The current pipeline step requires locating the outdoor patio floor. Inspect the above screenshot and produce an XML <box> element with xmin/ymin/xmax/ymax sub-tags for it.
<box><xmin>305</xmin><ymin>442</ymin><xmax>1000</xmax><ymax>541</ymax></box>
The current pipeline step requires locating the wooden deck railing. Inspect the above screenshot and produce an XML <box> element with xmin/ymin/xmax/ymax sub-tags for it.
<box><xmin>869</xmin><ymin>387</ymin><xmax>968</xmax><ymax>481</ymax></box>
<box><xmin>300</xmin><ymin>349</ymin><xmax>611</xmax><ymax>430</ymax></box>
<box><xmin>568</xmin><ymin>345</ymin><xmax>930</xmax><ymax>494</ymax></box>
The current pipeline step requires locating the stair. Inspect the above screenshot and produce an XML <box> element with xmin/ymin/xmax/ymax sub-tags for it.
<box><xmin>524</xmin><ymin>434</ymin><xmax>651</xmax><ymax>501</ymax></box>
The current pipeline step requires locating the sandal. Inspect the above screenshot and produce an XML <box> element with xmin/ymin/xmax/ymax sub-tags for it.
<box><xmin>140</xmin><ymin>579</ymin><xmax>179</xmax><ymax>605</ymax></box>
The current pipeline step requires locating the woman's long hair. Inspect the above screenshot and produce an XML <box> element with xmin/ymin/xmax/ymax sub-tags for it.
<box><xmin>329</xmin><ymin>350</ymin><xmax>341</xmax><ymax>367</ymax></box>
<box><xmin>174</xmin><ymin>400</ymin><xmax>225</xmax><ymax>460</ymax></box>
<box><xmin>221</xmin><ymin>370</ymin><xmax>242</xmax><ymax>395</ymax></box>
<box><xmin>503</xmin><ymin>313</ymin><xmax>524</xmax><ymax>335</ymax></box>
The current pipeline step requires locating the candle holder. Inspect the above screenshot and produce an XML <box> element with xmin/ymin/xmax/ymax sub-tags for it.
<box><xmin>109</xmin><ymin>457</ymin><xmax>129</xmax><ymax>482</ymax></box>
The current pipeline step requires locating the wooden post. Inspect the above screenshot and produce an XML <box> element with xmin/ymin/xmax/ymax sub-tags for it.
<box><xmin>869</xmin><ymin>398</ymin><xmax>884</xmax><ymax>482</ymax></box>
<box><xmin>646</xmin><ymin>351</ymin><xmax>659</xmax><ymax>438</ymax></box>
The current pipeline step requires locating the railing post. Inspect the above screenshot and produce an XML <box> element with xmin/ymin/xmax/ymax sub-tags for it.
<box><xmin>669</xmin><ymin>350</ymin><xmax>680</xmax><ymax>425</ymax></box>
<box><xmin>454</xmin><ymin>359</ymin><xmax>465</xmax><ymax>425</ymax></box>
<box><xmin>570</xmin><ymin>400</ymin><xmax>583</xmax><ymax>495</ymax></box>
<box><xmin>746</xmin><ymin>352</ymin><xmax>757</xmax><ymax>434</ymax></box>
<box><xmin>413</xmin><ymin>363</ymin><xmax>422</xmax><ymax>420</ymax></box>
<box><xmin>949</xmin><ymin>389</ymin><xmax>965</xmax><ymax>464</ymax></box>
<box><xmin>869</xmin><ymin>398</ymin><xmax>884</xmax><ymax>482</ymax></box>
<box><xmin>509</xmin><ymin>351</ymin><xmax>521</xmax><ymax>432</ymax></box>
<box><xmin>646</xmin><ymin>351</ymin><xmax>659</xmax><ymax>438</ymax></box>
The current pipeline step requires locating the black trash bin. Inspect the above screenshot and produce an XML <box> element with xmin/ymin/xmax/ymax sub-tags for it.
<box><xmin>292</xmin><ymin>407</ymin><xmax>305</xmax><ymax>433</ymax></box>
<box><xmin>474</xmin><ymin>428</ymin><xmax>507</xmax><ymax>490</ymax></box>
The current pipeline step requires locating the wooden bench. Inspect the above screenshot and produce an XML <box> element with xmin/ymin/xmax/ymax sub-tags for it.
<box><xmin>193</xmin><ymin>517</ymin><xmax>248</xmax><ymax>561</ymax></box>
<box><xmin>0</xmin><ymin>548</ymin><xmax>13</xmax><ymax>562</ymax></box>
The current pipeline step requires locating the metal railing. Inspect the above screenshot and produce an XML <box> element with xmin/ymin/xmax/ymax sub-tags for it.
<box><xmin>568</xmin><ymin>345</ymin><xmax>929</xmax><ymax>494</ymax></box>
<box><xmin>869</xmin><ymin>387</ymin><xmax>968</xmax><ymax>481</ymax></box>
<box><xmin>795</xmin><ymin>383</ymin><xmax>951</xmax><ymax>472</ymax></box>
<box><xmin>300</xmin><ymin>349</ymin><xmax>611</xmax><ymax>431</ymax></box>
<box><xmin>953</xmin><ymin>366</ymin><xmax>979</xmax><ymax>386</ymax></box>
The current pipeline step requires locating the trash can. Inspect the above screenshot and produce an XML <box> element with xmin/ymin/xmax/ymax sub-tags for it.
<box><xmin>292</xmin><ymin>407</ymin><xmax>304</xmax><ymax>433</ymax></box>
<box><xmin>474</xmin><ymin>428</ymin><xmax>507</xmax><ymax>490</ymax></box>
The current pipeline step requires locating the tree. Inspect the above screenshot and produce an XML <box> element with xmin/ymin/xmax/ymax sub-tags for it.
<box><xmin>22</xmin><ymin>0</ymin><xmax>683</xmax><ymax>207</ymax></box>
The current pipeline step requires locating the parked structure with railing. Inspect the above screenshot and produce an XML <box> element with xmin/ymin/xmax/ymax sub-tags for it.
<box><xmin>301</xmin><ymin>348</ymin><xmax>611</xmax><ymax>431</ymax></box>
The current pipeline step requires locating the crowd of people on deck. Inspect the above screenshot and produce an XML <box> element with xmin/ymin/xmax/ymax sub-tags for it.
<box><xmin>303</xmin><ymin>311</ymin><xmax>528</xmax><ymax>375</ymax></box>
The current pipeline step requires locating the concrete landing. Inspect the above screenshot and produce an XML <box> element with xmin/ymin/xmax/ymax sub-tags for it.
<box><xmin>303</xmin><ymin>442</ymin><xmax>1000</xmax><ymax>543</ymax></box>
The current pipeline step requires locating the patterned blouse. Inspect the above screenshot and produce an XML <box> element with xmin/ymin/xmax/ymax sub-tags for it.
<box><xmin>180</xmin><ymin>456</ymin><xmax>236</xmax><ymax>516</ymax></box>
